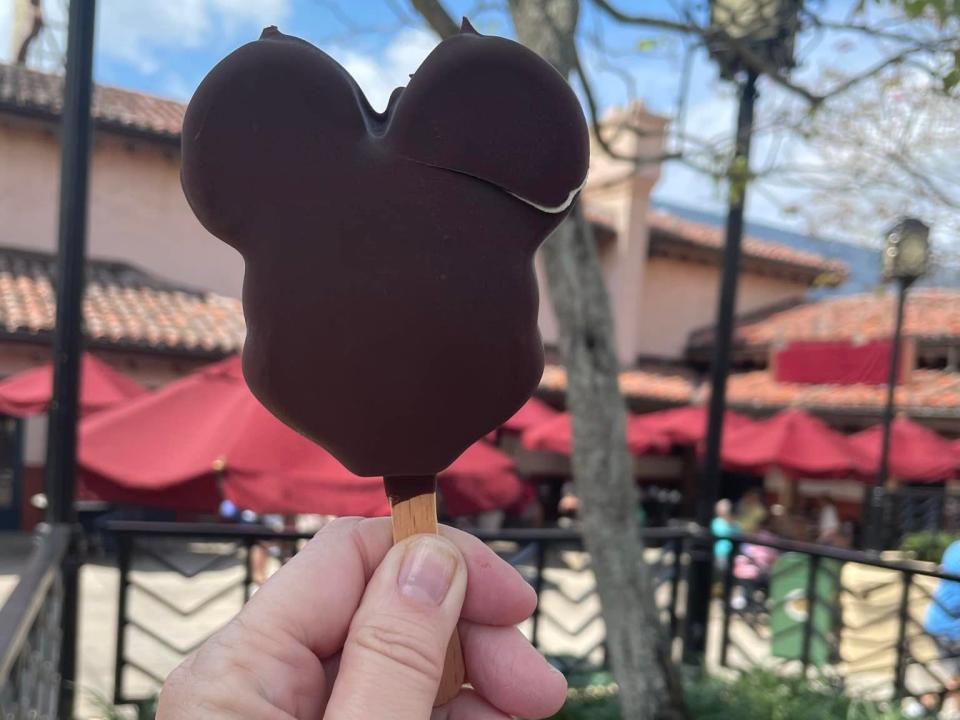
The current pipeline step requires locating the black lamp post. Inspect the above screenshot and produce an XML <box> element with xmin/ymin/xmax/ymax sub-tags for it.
<box><xmin>44</xmin><ymin>0</ymin><xmax>97</xmax><ymax>716</ymax></box>
<box><xmin>684</xmin><ymin>0</ymin><xmax>800</xmax><ymax>660</ymax></box>
<box><xmin>865</xmin><ymin>218</ymin><xmax>931</xmax><ymax>550</ymax></box>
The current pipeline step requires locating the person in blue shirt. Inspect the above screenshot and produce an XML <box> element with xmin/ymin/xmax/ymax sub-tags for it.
<box><xmin>711</xmin><ymin>499</ymin><xmax>739</xmax><ymax>569</ymax></box>
<box><xmin>925</xmin><ymin>540</ymin><xmax>960</xmax><ymax>714</ymax></box>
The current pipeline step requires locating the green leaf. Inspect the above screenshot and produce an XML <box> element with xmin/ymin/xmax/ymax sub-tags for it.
<box><xmin>944</xmin><ymin>68</ymin><xmax>960</xmax><ymax>91</ymax></box>
<box><xmin>635</xmin><ymin>37</ymin><xmax>664</xmax><ymax>52</ymax></box>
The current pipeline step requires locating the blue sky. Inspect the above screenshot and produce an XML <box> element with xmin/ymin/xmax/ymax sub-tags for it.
<box><xmin>0</xmin><ymin>0</ymin><xmax>941</xmax><ymax>246</ymax></box>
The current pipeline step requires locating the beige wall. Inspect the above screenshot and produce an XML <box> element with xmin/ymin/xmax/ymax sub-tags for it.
<box><xmin>0</xmin><ymin>116</ymin><xmax>243</xmax><ymax>296</ymax></box>
<box><xmin>1</xmin><ymin>109</ymin><xmax>811</xmax><ymax>369</ymax></box>
<box><xmin>537</xmin><ymin>103</ymin><xmax>666</xmax><ymax>366</ymax></box>
<box><xmin>637</xmin><ymin>256</ymin><xmax>809</xmax><ymax>358</ymax></box>
<box><xmin>536</xmin><ymin>103</ymin><xmax>816</xmax><ymax>366</ymax></box>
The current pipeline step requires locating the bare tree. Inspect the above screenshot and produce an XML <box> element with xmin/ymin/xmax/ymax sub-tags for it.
<box><xmin>401</xmin><ymin>0</ymin><xmax>959</xmax><ymax>716</ymax></box>
<box><xmin>410</xmin><ymin>1</ymin><xmax>685</xmax><ymax>718</ymax></box>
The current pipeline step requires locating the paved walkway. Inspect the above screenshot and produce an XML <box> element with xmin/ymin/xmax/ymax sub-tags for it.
<box><xmin>0</xmin><ymin>533</ymin><xmax>33</xmax><ymax>605</ymax></box>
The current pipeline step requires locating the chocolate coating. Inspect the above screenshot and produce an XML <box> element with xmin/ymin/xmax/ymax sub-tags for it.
<box><xmin>181</xmin><ymin>21</ymin><xmax>589</xmax><ymax>477</ymax></box>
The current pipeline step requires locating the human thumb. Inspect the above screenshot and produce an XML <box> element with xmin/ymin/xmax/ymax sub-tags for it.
<box><xmin>324</xmin><ymin>534</ymin><xmax>467</xmax><ymax>719</ymax></box>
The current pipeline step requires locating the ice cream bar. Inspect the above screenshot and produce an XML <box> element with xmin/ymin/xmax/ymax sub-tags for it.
<box><xmin>180</xmin><ymin>20</ymin><xmax>589</xmax><ymax>478</ymax></box>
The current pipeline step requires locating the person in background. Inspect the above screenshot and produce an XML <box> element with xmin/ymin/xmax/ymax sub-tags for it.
<box><xmin>817</xmin><ymin>494</ymin><xmax>841</xmax><ymax>544</ymax></box>
<box><xmin>732</xmin><ymin>517</ymin><xmax>780</xmax><ymax>611</ymax></box>
<box><xmin>924</xmin><ymin>539</ymin><xmax>960</xmax><ymax>716</ymax></box>
<box><xmin>557</xmin><ymin>482</ymin><xmax>580</xmax><ymax>528</ymax></box>
<box><xmin>711</xmin><ymin>499</ymin><xmax>739</xmax><ymax>570</ymax></box>
<box><xmin>737</xmin><ymin>489</ymin><xmax>767</xmax><ymax>533</ymax></box>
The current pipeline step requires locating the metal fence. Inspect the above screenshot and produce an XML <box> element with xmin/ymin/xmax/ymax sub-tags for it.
<box><xmin>883</xmin><ymin>487</ymin><xmax>960</xmax><ymax>547</ymax></box>
<box><xmin>106</xmin><ymin>521</ymin><xmax>688</xmax><ymax>708</ymax></box>
<box><xmin>718</xmin><ymin>532</ymin><xmax>960</xmax><ymax>713</ymax></box>
<box><xmin>0</xmin><ymin>524</ymin><xmax>69</xmax><ymax>720</ymax></box>
<box><xmin>12</xmin><ymin>519</ymin><xmax>956</xmax><ymax>717</ymax></box>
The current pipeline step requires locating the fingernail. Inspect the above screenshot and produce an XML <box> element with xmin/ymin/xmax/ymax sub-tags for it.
<box><xmin>398</xmin><ymin>536</ymin><xmax>458</xmax><ymax>606</ymax></box>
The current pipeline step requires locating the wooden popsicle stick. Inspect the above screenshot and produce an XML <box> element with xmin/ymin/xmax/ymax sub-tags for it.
<box><xmin>384</xmin><ymin>475</ymin><xmax>466</xmax><ymax>707</ymax></box>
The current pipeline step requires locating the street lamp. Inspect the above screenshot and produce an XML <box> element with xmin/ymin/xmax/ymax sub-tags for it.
<box><xmin>866</xmin><ymin>218</ymin><xmax>931</xmax><ymax>550</ymax></box>
<box><xmin>708</xmin><ymin>0</ymin><xmax>801</xmax><ymax>80</ymax></box>
<box><xmin>686</xmin><ymin>0</ymin><xmax>801</xmax><ymax>660</ymax></box>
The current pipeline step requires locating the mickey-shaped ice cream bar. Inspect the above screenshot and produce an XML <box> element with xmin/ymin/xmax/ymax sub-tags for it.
<box><xmin>181</xmin><ymin>19</ymin><xmax>589</xmax><ymax>478</ymax></box>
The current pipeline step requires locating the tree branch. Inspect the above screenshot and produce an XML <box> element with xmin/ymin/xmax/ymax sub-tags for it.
<box><xmin>589</xmin><ymin>0</ymin><xmax>697</xmax><ymax>34</ymax></box>
<box><xmin>410</xmin><ymin>0</ymin><xmax>460</xmax><ymax>38</ymax></box>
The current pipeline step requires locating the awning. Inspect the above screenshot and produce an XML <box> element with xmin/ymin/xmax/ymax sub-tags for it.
<box><xmin>0</xmin><ymin>353</ymin><xmax>145</xmax><ymax>417</ymax></box>
<box><xmin>721</xmin><ymin>408</ymin><xmax>863</xmax><ymax>479</ymax></box>
<box><xmin>850</xmin><ymin>417</ymin><xmax>958</xmax><ymax>482</ymax></box>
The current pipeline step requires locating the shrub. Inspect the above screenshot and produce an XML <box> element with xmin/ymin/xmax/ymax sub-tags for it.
<box><xmin>900</xmin><ymin>530</ymin><xmax>960</xmax><ymax>563</ymax></box>
<box><xmin>684</xmin><ymin>669</ymin><xmax>909</xmax><ymax>720</ymax></box>
<box><xmin>550</xmin><ymin>668</ymin><xmax>911</xmax><ymax>720</ymax></box>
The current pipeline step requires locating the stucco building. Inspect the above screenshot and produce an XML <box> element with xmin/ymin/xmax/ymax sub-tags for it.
<box><xmin>0</xmin><ymin>62</ymin><xmax>850</xmax><ymax>529</ymax></box>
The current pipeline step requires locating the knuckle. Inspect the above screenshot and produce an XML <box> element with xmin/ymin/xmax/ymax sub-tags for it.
<box><xmin>351</xmin><ymin>616</ymin><xmax>445</xmax><ymax>685</ymax></box>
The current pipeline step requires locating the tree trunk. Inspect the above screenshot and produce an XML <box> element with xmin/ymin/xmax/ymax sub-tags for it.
<box><xmin>409</xmin><ymin>1</ymin><xmax>686</xmax><ymax>715</ymax></box>
<box><xmin>507</xmin><ymin>2</ymin><xmax>684</xmax><ymax>718</ymax></box>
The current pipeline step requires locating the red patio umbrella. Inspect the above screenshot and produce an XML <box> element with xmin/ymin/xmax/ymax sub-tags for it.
<box><xmin>629</xmin><ymin>405</ymin><xmax>753</xmax><ymax>446</ymax></box>
<box><xmin>720</xmin><ymin>408</ymin><xmax>861</xmax><ymax>479</ymax></box>
<box><xmin>501</xmin><ymin>397</ymin><xmax>559</xmax><ymax>433</ymax></box>
<box><xmin>80</xmin><ymin>356</ymin><xmax>523</xmax><ymax>516</ymax></box>
<box><xmin>0</xmin><ymin>353</ymin><xmax>145</xmax><ymax>417</ymax></box>
<box><xmin>849</xmin><ymin>417</ymin><xmax>957</xmax><ymax>482</ymax></box>
<box><xmin>522</xmin><ymin>412</ymin><xmax>671</xmax><ymax>456</ymax></box>
<box><xmin>439</xmin><ymin>440</ymin><xmax>523</xmax><ymax>516</ymax></box>
<box><xmin>79</xmin><ymin>356</ymin><xmax>388</xmax><ymax>516</ymax></box>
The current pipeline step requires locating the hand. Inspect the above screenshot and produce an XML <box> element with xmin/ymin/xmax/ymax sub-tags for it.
<box><xmin>157</xmin><ymin>517</ymin><xmax>567</xmax><ymax>719</ymax></box>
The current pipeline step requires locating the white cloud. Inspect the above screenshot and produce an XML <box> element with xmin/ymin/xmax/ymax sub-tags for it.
<box><xmin>2</xmin><ymin>0</ymin><xmax>291</xmax><ymax>72</ymax></box>
<box><xmin>95</xmin><ymin>0</ymin><xmax>290</xmax><ymax>74</ymax></box>
<box><xmin>0</xmin><ymin>1</ymin><xmax>11</xmax><ymax>62</ymax></box>
<box><xmin>327</xmin><ymin>27</ymin><xmax>438</xmax><ymax>112</ymax></box>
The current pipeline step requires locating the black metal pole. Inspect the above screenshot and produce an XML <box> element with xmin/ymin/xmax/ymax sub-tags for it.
<box><xmin>530</xmin><ymin>541</ymin><xmax>547</xmax><ymax>649</ymax></box>
<box><xmin>866</xmin><ymin>278</ymin><xmax>911</xmax><ymax>550</ymax></box>
<box><xmin>45</xmin><ymin>0</ymin><xmax>97</xmax><ymax>716</ymax></box>
<box><xmin>718</xmin><ymin>540</ymin><xmax>739</xmax><ymax>668</ymax></box>
<box><xmin>893</xmin><ymin>571</ymin><xmax>913</xmax><ymax>698</ymax></box>
<box><xmin>684</xmin><ymin>69</ymin><xmax>758</xmax><ymax>660</ymax></box>
<box><xmin>113</xmin><ymin>534</ymin><xmax>132</xmax><ymax>706</ymax></box>
<box><xmin>799</xmin><ymin>554</ymin><xmax>820</xmax><ymax>674</ymax></box>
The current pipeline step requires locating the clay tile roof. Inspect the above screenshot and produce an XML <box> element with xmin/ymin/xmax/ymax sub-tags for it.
<box><xmin>692</xmin><ymin>289</ymin><xmax>960</xmax><ymax>350</ymax></box>
<box><xmin>0</xmin><ymin>62</ymin><xmax>184</xmax><ymax>140</ymax></box>
<box><xmin>647</xmin><ymin>210</ymin><xmax>847</xmax><ymax>282</ymax></box>
<box><xmin>540</xmin><ymin>363</ymin><xmax>695</xmax><ymax>404</ymax></box>
<box><xmin>0</xmin><ymin>246</ymin><xmax>244</xmax><ymax>355</ymax></box>
<box><xmin>724</xmin><ymin>369</ymin><xmax>960</xmax><ymax>416</ymax></box>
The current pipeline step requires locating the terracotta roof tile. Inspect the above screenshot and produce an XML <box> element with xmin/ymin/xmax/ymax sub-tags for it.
<box><xmin>544</xmin><ymin>361</ymin><xmax>960</xmax><ymax>416</ymax></box>
<box><xmin>540</xmin><ymin>363</ymin><xmax>694</xmax><ymax>403</ymax></box>
<box><xmin>724</xmin><ymin>369</ymin><xmax>960</xmax><ymax>415</ymax></box>
<box><xmin>0</xmin><ymin>62</ymin><xmax>184</xmax><ymax>140</ymax></box>
<box><xmin>696</xmin><ymin>289</ymin><xmax>960</xmax><ymax>349</ymax></box>
<box><xmin>0</xmin><ymin>246</ymin><xmax>244</xmax><ymax>355</ymax></box>
<box><xmin>647</xmin><ymin>210</ymin><xmax>846</xmax><ymax>280</ymax></box>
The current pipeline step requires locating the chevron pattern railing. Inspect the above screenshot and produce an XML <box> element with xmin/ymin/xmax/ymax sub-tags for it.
<box><xmin>105</xmin><ymin>521</ymin><xmax>960</xmax><ymax>715</ymax></box>
<box><xmin>106</xmin><ymin>522</ymin><xmax>688</xmax><ymax>706</ymax></box>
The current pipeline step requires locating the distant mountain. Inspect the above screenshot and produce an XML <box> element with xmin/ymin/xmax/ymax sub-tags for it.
<box><xmin>652</xmin><ymin>201</ymin><xmax>881</xmax><ymax>297</ymax></box>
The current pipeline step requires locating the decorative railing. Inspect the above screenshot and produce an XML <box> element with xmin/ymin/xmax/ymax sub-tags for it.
<box><xmin>717</xmin><ymin>532</ymin><xmax>960</xmax><ymax>713</ymax></box>
<box><xmin>0</xmin><ymin>524</ymin><xmax>69</xmax><ymax>720</ymax></box>
<box><xmin>106</xmin><ymin>521</ymin><xmax>686</xmax><ymax>706</ymax></box>
<box><xmin>102</xmin><ymin>520</ymin><xmax>960</xmax><ymax>717</ymax></box>
<box><xmin>882</xmin><ymin>487</ymin><xmax>960</xmax><ymax>546</ymax></box>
